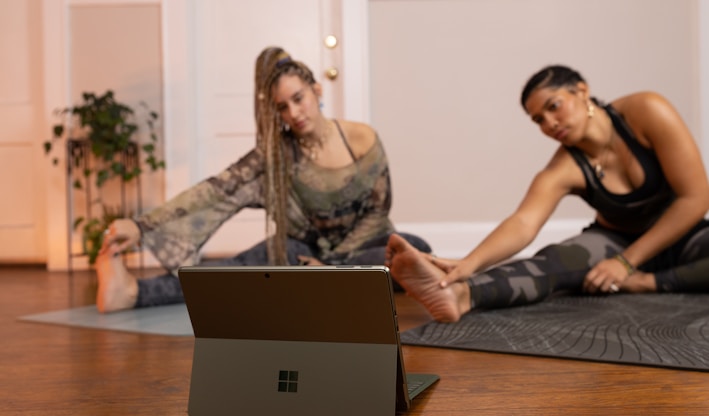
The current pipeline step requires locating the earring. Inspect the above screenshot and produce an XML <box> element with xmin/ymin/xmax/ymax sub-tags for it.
<box><xmin>587</xmin><ymin>102</ymin><xmax>595</xmax><ymax>118</ymax></box>
<box><xmin>319</xmin><ymin>101</ymin><xmax>324</xmax><ymax>110</ymax></box>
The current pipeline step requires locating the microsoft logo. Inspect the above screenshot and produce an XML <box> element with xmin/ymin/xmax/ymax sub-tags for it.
<box><xmin>277</xmin><ymin>370</ymin><xmax>299</xmax><ymax>393</ymax></box>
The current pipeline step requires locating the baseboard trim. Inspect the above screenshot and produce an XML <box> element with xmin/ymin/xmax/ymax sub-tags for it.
<box><xmin>396</xmin><ymin>218</ymin><xmax>592</xmax><ymax>259</ymax></box>
<box><xmin>59</xmin><ymin>218</ymin><xmax>593</xmax><ymax>270</ymax></box>
<box><xmin>134</xmin><ymin>218</ymin><xmax>595</xmax><ymax>267</ymax></box>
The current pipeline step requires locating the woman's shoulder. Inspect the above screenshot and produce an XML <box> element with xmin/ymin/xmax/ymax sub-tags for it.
<box><xmin>610</xmin><ymin>91</ymin><xmax>674</xmax><ymax>118</ymax></box>
<box><xmin>609</xmin><ymin>91</ymin><xmax>684</xmax><ymax>142</ymax></box>
<box><xmin>537</xmin><ymin>145</ymin><xmax>587</xmax><ymax>191</ymax></box>
<box><xmin>336</xmin><ymin>119</ymin><xmax>378</xmax><ymax>158</ymax></box>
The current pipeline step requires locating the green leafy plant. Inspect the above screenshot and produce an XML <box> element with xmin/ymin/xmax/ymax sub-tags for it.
<box><xmin>44</xmin><ymin>90</ymin><xmax>165</xmax><ymax>264</ymax></box>
<box><xmin>44</xmin><ymin>90</ymin><xmax>165</xmax><ymax>189</ymax></box>
<box><xmin>75</xmin><ymin>205</ymin><xmax>128</xmax><ymax>265</ymax></box>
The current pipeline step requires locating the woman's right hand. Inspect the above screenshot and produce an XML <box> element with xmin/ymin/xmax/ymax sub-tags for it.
<box><xmin>100</xmin><ymin>219</ymin><xmax>141</xmax><ymax>254</ymax></box>
<box><xmin>425</xmin><ymin>255</ymin><xmax>476</xmax><ymax>287</ymax></box>
<box><xmin>440</xmin><ymin>259</ymin><xmax>477</xmax><ymax>287</ymax></box>
<box><xmin>427</xmin><ymin>255</ymin><xmax>459</xmax><ymax>273</ymax></box>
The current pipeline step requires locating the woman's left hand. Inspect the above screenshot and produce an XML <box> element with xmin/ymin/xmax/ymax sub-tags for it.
<box><xmin>297</xmin><ymin>255</ymin><xmax>324</xmax><ymax>266</ymax></box>
<box><xmin>583</xmin><ymin>257</ymin><xmax>631</xmax><ymax>294</ymax></box>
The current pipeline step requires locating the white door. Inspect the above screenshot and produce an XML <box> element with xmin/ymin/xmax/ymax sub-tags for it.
<box><xmin>33</xmin><ymin>0</ymin><xmax>348</xmax><ymax>269</ymax></box>
<box><xmin>0</xmin><ymin>0</ymin><xmax>47</xmax><ymax>263</ymax></box>
<box><xmin>165</xmin><ymin>0</ymin><xmax>346</xmax><ymax>258</ymax></box>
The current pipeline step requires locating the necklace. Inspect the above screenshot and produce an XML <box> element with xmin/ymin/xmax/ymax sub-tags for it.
<box><xmin>297</xmin><ymin>136</ymin><xmax>320</xmax><ymax>161</ymax></box>
<box><xmin>593</xmin><ymin>134</ymin><xmax>614</xmax><ymax>180</ymax></box>
<box><xmin>594</xmin><ymin>161</ymin><xmax>605</xmax><ymax>180</ymax></box>
<box><xmin>297</xmin><ymin>120</ymin><xmax>332</xmax><ymax>161</ymax></box>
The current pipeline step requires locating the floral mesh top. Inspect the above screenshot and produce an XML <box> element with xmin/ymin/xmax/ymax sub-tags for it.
<box><xmin>135</xmin><ymin>133</ymin><xmax>394</xmax><ymax>275</ymax></box>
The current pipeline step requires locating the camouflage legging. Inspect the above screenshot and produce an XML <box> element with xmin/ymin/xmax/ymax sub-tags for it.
<box><xmin>133</xmin><ymin>232</ymin><xmax>430</xmax><ymax>308</ymax></box>
<box><xmin>468</xmin><ymin>220</ymin><xmax>709</xmax><ymax>310</ymax></box>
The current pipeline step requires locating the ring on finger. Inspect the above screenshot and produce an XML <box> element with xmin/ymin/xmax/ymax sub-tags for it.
<box><xmin>609</xmin><ymin>283</ymin><xmax>620</xmax><ymax>293</ymax></box>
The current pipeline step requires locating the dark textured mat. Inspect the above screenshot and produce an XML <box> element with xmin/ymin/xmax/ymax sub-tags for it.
<box><xmin>400</xmin><ymin>294</ymin><xmax>709</xmax><ymax>371</ymax></box>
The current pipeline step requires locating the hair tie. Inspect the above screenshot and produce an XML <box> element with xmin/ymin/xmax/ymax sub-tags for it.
<box><xmin>276</xmin><ymin>56</ymin><xmax>292</xmax><ymax>67</ymax></box>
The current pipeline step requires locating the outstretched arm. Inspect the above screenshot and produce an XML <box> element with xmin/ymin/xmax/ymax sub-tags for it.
<box><xmin>120</xmin><ymin>148</ymin><xmax>266</xmax><ymax>274</ymax></box>
<box><xmin>442</xmin><ymin>148</ymin><xmax>577</xmax><ymax>286</ymax></box>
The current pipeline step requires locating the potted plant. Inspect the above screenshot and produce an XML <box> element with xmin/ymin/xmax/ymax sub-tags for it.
<box><xmin>76</xmin><ymin>205</ymin><xmax>127</xmax><ymax>265</ymax></box>
<box><xmin>45</xmin><ymin>90</ymin><xmax>166</xmax><ymax>265</ymax></box>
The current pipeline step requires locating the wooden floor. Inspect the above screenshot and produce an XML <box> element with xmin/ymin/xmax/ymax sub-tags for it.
<box><xmin>2</xmin><ymin>265</ymin><xmax>709</xmax><ymax>415</ymax></box>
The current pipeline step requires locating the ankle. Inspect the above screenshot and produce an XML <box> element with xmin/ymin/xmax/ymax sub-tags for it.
<box><xmin>453</xmin><ymin>282</ymin><xmax>472</xmax><ymax>316</ymax></box>
<box><xmin>622</xmin><ymin>272</ymin><xmax>657</xmax><ymax>293</ymax></box>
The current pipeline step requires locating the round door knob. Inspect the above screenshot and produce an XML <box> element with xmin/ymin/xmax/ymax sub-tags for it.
<box><xmin>325</xmin><ymin>67</ymin><xmax>339</xmax><ymax>81</ymax></box>
<box><xmin>324</xmin><ymin>35</ymin><xmax>338</xmax><ymax>49</ymax></box>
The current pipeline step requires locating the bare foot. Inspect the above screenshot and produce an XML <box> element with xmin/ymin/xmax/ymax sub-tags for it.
<box><xmin>621</xmin><ymin>271</ymin><xmax>657</xmax><ymax>293</ymax></box>
<box><xmin>387</xmin><ymin>234</ymin><xmax>470</xmax><ymax>322</ymax></box>
<box><xmin>95</xmin><ymin>249</ymin><xmax>138</xmax><ymax>313</ymax></box>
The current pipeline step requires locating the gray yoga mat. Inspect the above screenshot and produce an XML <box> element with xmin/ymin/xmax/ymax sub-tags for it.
<box><xmin>18</xmin><ymin>303</ymin><xmax>193</xmax><ymax>336</ymax></box>
<box><xmin>400</xmin><ymin>293</ymin><xmax>709</xmax><ymax>371</ymax></box>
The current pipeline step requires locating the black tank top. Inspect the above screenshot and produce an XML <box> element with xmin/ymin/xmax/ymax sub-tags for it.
<box><xmin>566</xmin><ymin>103</ymin><xmax>674</xmax><ymax>233</ymax></box>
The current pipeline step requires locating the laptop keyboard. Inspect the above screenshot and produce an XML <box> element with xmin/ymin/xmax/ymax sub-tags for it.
<box><xmin>406</xmin><ymin>373</ymin><xmax>439</xmax><ymax>399</ymax></box>
<box><xmin>407</xmin><ymin>379</ymin><xmax>424</xmax><ymax>394</ymax></box>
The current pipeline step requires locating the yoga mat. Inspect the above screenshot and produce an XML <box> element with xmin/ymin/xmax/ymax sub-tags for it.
<box><xmin>400</xmin><ymin>293</ymin><xmax>709</xmax><ymax>371</ymax></box>
<box><xmin>18</xmin><ymin>303</ymin><xmax>193</xmax><ymax>336</ymax></box>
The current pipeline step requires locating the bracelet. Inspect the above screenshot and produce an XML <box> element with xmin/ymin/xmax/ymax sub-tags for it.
<box><xmin>613</xmin><ymin>253</ymin><xmax>636</xmax><ymax>276</ymax></box>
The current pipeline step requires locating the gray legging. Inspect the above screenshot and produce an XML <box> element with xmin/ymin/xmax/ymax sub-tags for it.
<box><xmin>467</xmin><ymin>221</ymin><xmax>709</xmax><ymax>310</ymax></box>
<box><xmin>134</xmin><ymin>232</ymin><xmax>431</xmax><ymax>308</ymax></box>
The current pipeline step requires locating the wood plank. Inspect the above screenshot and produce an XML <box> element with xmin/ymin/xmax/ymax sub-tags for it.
<box><xmin>1</xmin><ymin>266</ymin><xmax>708</xmax><ymax>415</ymax></box>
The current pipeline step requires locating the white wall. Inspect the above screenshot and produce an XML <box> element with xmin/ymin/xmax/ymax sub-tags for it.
<box><xmin>41</xmin><ymin>0</ymin><xmax>164</xmax><ymax>269</ymax></box>
<box><xmin>368</xmin><ymin>0</ymin><xmax>702</xmax><ymax>257</ymax></box>
<box><xmin>701</xmin><ymin>0</ymin><xmax>709</xmax><ymax>169</ymax></box>
<box><xmin>1</xmin><ymin>0</ymin><xmax>706</xmax><ymax>266</ymax></box>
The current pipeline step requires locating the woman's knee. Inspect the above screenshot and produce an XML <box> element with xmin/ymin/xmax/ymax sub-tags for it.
<box><xmin>534</xmin><ymin>242</ymin><xmax>593</xmax><ymax>269</ymax></box>
<box><xmin>681</xmin><ymin>227</ymin><xmax>709</xmax><ymax>262</ymax></box>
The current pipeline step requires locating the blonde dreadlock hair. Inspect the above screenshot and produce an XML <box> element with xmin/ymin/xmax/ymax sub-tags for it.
<box><xmin>254</xmin><ymin>47</ymin><xmax>291</xmax><ymax>147</ymax></box>
<box><xmin>256</xmin><ymin>53</ymin><xmax>318</xmax><ymax>265</ymax></box>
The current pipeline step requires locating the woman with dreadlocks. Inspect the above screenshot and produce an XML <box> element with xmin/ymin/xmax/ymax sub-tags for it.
<box><xmin>95</xmin><ymin>46</ymin><xmax>431</xmax><ymax>313</ymax></box>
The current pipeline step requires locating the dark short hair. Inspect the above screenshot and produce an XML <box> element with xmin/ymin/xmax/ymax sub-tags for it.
<box><xmin>520</xmin><ymin>65</ymin><xmax>586</xmax><ymax>109</ymax></box>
